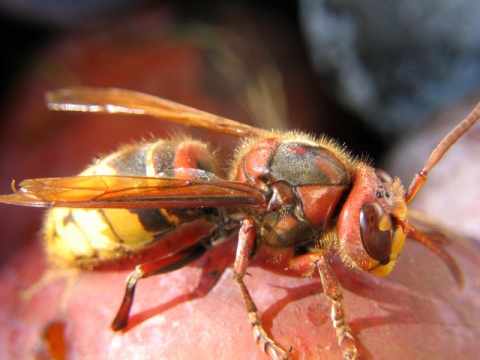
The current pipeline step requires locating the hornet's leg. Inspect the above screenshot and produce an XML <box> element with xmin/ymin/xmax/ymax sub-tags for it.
<box><xmin>232</xmin><ymin>218</ymin><xmax>291</xmax><ymax>360</ymax></box>
<box><xmin>290</xmin><ymin>252</ymin><xmax>358</xmax><ymax>360</ymax></box>
<box><xmin>111</xmin><ymin>215</ymin><xmax>238</xmax><ymax>331</ymax></box>
<box><xmin>316</xmin><ymin>255</ymin><xmax>357</xmax><ymax>360</ymax></box>
<box><xmin>111</xmin><ymin>241</ymin><xmax>209</xmax><ymax>331</ymax></box>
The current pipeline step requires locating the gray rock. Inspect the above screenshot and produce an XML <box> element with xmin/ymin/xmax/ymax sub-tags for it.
<box><xmin>300</xmin><ymin>0</ymin><xmax>480</xmax><ymax>136</ymax></box>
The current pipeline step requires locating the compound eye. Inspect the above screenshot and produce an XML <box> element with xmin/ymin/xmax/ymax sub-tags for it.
<box><xmin>375</xmin><ymin>169</ymin><xmax>394</xmax><ymax>184</ymax></box>
<box><xmin>360</xmin><ymin>202</ymin><xmax>393</xmax><ymax>264</ymax></box>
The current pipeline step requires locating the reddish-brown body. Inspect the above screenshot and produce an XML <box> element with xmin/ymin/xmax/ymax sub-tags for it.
<box><xmin>1</xmin><ymin>87</ymin><xmax>478</xmax><ymax>360</ymax></box>
<box><xmin>233</xmin><ymin>135</ymin><xmax>353</xmax><ymax>251</ymax></box>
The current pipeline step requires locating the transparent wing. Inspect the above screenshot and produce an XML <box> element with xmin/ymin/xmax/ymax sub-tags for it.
<box><xmin>0</xmin><ymin>175</ymin><xmax>268</xmax><ymax>209</ymax></box>
<box><xmin>46</xmin><ymin>87</ymin><xmax>268</xmax><ymax>137</ymax></box>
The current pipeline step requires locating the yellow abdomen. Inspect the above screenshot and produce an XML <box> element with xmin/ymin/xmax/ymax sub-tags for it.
<box><xmin>43</xmin><ymin>138</ymin><xmax>219</xmax><ymax>269</ymax></box>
